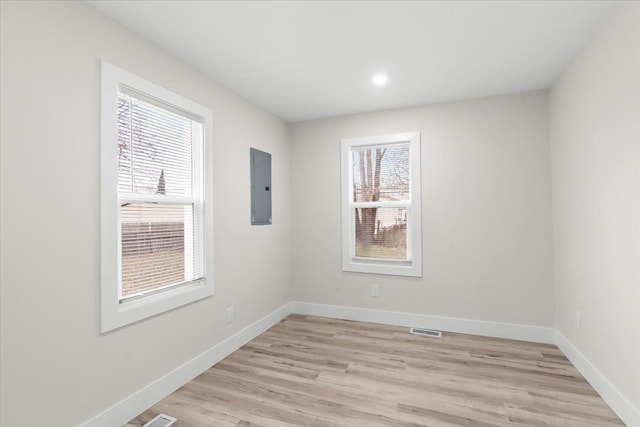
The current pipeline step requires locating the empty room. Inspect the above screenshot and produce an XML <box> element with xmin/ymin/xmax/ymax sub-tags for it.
<box><xmin>1</xmin><ymin>1</ymin><xmax>638</xmax><ymax>426</ymax></box>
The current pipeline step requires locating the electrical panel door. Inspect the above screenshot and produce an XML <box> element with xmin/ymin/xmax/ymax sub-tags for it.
<box><xmin>250</xmin><ymin>148</ymin><xmax>272</xmax><ymax>225</ymax></box>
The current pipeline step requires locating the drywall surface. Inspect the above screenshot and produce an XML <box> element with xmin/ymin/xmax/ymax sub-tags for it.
<box><xmin>549</xmin><ymin>1</ymin><xmax>640</xmax><ymax>409</ymax></box>
<box><xmin>0</xmin><ymin>1</ymin><xmax>291</xmax><ymax>425</ymax></box>
<box><xmin>290</xmin><ymin>91</ymin><xmax>554</xmax><ymax>328</ymax></box>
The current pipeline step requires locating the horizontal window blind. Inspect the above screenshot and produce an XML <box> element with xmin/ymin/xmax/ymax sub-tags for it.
<box><xmin>117</xmin><ymin>90</ymin><xmax>204</xmax><ymax>302</ymax></box>
<box><xmin>351</xmin><ymin>143</ymin><xmax>411</xmax><ymax>261</ymax></box>
<box><xmin>352</xmin><ymin>144</ymin><xmax>410</xmax><ymax>203</ymax></box>
<box><xmin>353</xmin><ymin>207</ymin><xmax>408</xmax><ymax>260</ymax></box>
<box><xmin>117</xmin><ymin>92</ymin><xmax>196</xmax><ymax>196</ymax></box>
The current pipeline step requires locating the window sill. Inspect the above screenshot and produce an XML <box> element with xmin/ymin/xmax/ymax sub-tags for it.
<box><xmin>101</xmin><ymin>279</ymin><xmax>213</xmax><ymax>333</ymax></box>
<box><xmin>342</xmin><ymin>258</ymin><xmax>422</xmax><ymax>277</ymax></box>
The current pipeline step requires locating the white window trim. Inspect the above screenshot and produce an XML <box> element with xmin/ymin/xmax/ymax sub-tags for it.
<box><xmin>100</xmin><ymin>61</ymin><xmax>214</xmax><ymax>333</ymax></box>
<box><xmin>340</xmin><ymin>132</ymin><xmax>422</xmax><ymax>277</ymax></box>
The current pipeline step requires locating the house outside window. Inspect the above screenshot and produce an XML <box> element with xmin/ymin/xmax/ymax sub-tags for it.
<box><xmin>341</xmin><ymin>132</ymin><xmax>422</xmax><ymax>277</ymax></box>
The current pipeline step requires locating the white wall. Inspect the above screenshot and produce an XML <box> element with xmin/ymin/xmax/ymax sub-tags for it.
<box><xmin>549</xmin><ymin>1</ymin><xmax>640</xmax><ymax>410</ymax></box>
<box><xmin>290</xmin><ymin>92</ymin><xmax>555</xmax><ymax>327</ymax></box>
<box><xmin>0</xmin><ymin>1</ymin><xmax>291</xmax><ymax>425</ymax></box>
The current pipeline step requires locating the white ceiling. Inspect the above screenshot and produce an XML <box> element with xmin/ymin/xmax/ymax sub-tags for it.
<box><xmin>87</xmin><ymin>0</ymin><xmax>616</xmax><ymax>123</ymax></box>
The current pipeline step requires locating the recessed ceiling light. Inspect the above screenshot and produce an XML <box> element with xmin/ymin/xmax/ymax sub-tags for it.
<box><xmin>372</xmin><ymin>74</ymin><xmax>388</xmax><ymax>86</ymax></box>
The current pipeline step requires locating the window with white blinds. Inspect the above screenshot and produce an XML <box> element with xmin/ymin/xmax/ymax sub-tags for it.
<box><xmin>117</xmin><ymin>89</ymin><xmax>204</xmax><ymax>302</ymax></box>
<box><xmin>341</xmin><ymin>132</ymin><xmax>422</xmax><ymax>277</ymax></box>
<box><xmin>101</xmin><ymin>61</ymin><xmax>213</xmax><ymax>332</ymax></box>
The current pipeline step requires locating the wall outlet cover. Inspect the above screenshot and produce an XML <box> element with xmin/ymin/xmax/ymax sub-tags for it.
<box><xmin>370</xmin><ymin>284</ymin><xmax>379</xmax><ymax>297</ymax></box>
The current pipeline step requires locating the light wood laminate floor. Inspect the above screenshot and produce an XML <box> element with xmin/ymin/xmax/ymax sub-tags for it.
<box><xmin>127</xmin><ymin>315</ymin><xmax>623</xmax><ymax>426</ymax></box>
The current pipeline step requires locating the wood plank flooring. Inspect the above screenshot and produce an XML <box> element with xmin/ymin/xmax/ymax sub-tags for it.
<box><xmin>126</xmin><ymin>315</ymin><xmax>623</xmax><ymax>426</ymax></box>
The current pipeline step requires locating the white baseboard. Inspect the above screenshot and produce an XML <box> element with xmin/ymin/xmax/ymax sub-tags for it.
<box><xmin>81</xmin><ymin>302</ymin><xmax>292</xmax><ymax>427</ymax></box>
<box><xmin>290</xmin><ymin>301</ymin><xmax>556</xmax><ymax>344</ymax></box>
<box><xmin>555</xmin><ymin>331</ymin><xmax>640</xmax><ymax>427</ymax></box>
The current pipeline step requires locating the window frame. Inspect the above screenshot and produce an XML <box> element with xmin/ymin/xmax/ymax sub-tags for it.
<box><xmin>100</xmin><ymin>61</ymin><xmax>214</xmax><ymax>333</ymax></box>
<box><xmin>340</xmin><ymin>132</ymin><xmax>422</xmax><ymax>277</ymax></box>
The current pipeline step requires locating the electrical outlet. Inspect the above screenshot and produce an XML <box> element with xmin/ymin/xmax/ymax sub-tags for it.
<box><xmin>370</xmin><ymin>284</ymin><xmax>379</xmax><ymax>297</ymax></box>
<box><xmin>226</xmin><ymin>306</ymin><xmax>234</xmax><ymax>324</ymax></box>
<box><xmin>573</xmin><ymin>309</ymin><xmax>581</xmax><ymax>329</ymax></box>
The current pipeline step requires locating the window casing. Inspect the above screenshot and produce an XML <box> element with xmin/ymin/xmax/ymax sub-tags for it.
<box><xmin>101</xmin><ymin>61</ymin><xmax>214</xmax><ymax>332</ymax></box>
<box><xmin>341</xmin><ymin>132</ymin><xmax>422</xmax><ymax>277</ymax></box>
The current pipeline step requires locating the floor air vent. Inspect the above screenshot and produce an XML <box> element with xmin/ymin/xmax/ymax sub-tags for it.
<box><xmin>142</xmin><ymin>414</ymin><xmax>177</xmax><ymax>427</ymax></box>
<box><xmin>410</xmin><ymin>327</ymin><xmax>442</xmax><ymax>337</ymax></box>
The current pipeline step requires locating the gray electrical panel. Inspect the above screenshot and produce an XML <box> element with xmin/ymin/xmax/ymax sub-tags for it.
<box><xmin>250</xmin><ymin>147</ymin><xmax>272</xmax><ymax>225</ymax></box>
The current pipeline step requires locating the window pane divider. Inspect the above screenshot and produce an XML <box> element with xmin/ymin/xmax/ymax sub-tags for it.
<box><xmin>119</xmin><ymin>194</ymin><xmax>198</xmax><ymax>205</ymax></box>
<box><xmin>351</xmin><ymin>201</ymin><xmax>411</xmax><ymax>209</ymax></box>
